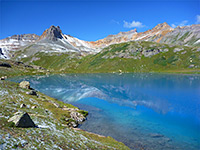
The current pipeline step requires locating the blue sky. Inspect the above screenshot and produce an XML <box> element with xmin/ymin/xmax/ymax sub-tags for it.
<box><xmin>0</xmin><ymin>0</ymin><xmax>199</xmax><ymax>41</ymax></box>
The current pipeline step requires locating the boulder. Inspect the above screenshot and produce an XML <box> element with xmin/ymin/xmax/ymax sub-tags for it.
<box><xmin>26</xmin><ymin>90</ymin><xmax>38</xmax><ymax>96</ymax></box>
<box><xmin>19</xmin><ymin>81</ymin><xmax>30</xmax><ymax>89</ymax></box>
<box><xmin>8</xmin><ymin>112</ymin><xmax>36</xmax><ymax>128</ymax></box>
<box><xmin>20</xmin><ymin>103</ymin><xmax>26</xmax><ymax>108</ymax></box>
<box><xmin>0</xmin><ymin>62</ymin><xmax>11</xmax><ymax>68</ymax></box>
<box><xmin>0</xmin><ymin>76</ymin><xmax>7</xmax><ymax>80</ymax></box>
<box><xmin>70</xmin><ymin>112</ymin><xmax>85</xmax><ymax>123</ymax></box>
<box><xmin>31</xmin><ymin>105</ymin><xmax>37</xmax><ymax>109</ymax></box>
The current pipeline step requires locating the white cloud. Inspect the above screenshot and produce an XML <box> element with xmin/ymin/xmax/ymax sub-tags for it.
<box><xmin>123</xmin><ymin>20</ymin><xmax>145</xmax><ymax>28</ymax></box>
<box><xmin>196</xmin><ymin>15</ymin><xmax>200</xmax><ymax>24</ymax></box>
<box><xmin>179</xmin><ymin>20</ymin><xmax>188</xmax><ymax>26</ymax></box>
<box><xmin>171</xmin><ymin>20</ymin><xmax>188</xmax><ymax>28</ymax></box>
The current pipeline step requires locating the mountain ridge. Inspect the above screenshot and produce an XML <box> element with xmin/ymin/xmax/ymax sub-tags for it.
<box><xmin>0</xmin><ymin>22</ymin><xmax>199</xmax><ymax>59</ymax></box>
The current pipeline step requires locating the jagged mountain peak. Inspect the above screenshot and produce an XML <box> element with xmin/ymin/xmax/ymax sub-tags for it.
<box><xmin>153</xmin><ymin>22</ymin><xmax>171</xmax><ymax>30</ymax></box>
<box><xmin>40</xmin><ymin>25</ymin><xmax>63</xmax><ymax>41</ymax></box>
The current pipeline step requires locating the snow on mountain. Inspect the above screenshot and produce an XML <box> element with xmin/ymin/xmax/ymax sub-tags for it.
<box><xmin>0</xmin><ymin>26</ymin><xmax>98</xmax><ymax>59</ymax></box>
<box><xmin>63</xmin><ymin>34</ymin><xmax>100</xmax><ymax>53</ymax></box>
<box><xmin>0</xmin><ymin>34</ymin><xmax>39</xmax><ymax>59</ymax></box>
<box><xmin>0</xmin><ymin>23</ymin><xmax>199</xmax><ymax>60</ymax></box>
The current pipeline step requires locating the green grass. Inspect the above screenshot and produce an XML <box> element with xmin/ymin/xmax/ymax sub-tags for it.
<box><xmin>18</xmin><ymin>41</ymin><xmax>199</xmax><ymax>74</ymax></box>
<box><xmin>0</xmin><ymin>80</ymin><xmax>129</xmax><ymax>149</ymax></box>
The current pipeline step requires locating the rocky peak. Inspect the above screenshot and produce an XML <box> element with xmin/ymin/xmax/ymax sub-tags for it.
<box><xmin>40</xmin><ymin>25</ymin><xmax>63</xmax><ymax>41</ymax></box>
<box><xmin>153</xmin><ymin>22</ymin><xmax>172</xmax><ymax>30</ymax></box>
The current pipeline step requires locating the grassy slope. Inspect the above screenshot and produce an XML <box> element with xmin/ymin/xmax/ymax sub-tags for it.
<box><xmin>21</xmin><ymin>41</ymin><xmax>200</xmax><ymax>74</ymax></box>
<box><xmin>0</xmin><ymin>64</ymin><xmax>129</xmax><ymax>149</ymax></box>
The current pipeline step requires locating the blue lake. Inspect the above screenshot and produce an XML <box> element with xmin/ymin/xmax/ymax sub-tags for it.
<box><xmin>11</xmin><ymin>73</ymin><xmax>200</xmax><ymax>150</ymax></box>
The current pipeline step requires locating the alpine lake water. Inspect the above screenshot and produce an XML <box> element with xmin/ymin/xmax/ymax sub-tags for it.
<box><xmin>10</xmin><ymin>73</ymin><xmax>200</xmax><ymax>150</ymax></box>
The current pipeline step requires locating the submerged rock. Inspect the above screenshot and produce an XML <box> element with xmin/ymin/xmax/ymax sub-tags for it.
<box><xmin>19</xmin><ymin>81</ymin><xmax>30</xmax><ymax>89</ymax></box>
<box><xmin>8</xmin><ymin>112</ymin><xmax>36</xmax><ymax>128</ymax></box>
<box><xmin>149</xmin><ymin>133</ymin><xmax>164</xmax><ymax>138</ymax></box>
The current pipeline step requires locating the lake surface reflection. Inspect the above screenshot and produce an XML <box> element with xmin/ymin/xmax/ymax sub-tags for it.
<box><xmin>11</xmin><ymin>73</ymin><xmax>200</xmax><ymax>150</ymax></box>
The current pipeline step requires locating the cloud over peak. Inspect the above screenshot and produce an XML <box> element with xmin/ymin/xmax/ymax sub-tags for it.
<box><xmin>123</xmin><ymin>20</ymin><xmax>145</xmax><ymax>28</ymax></box>
<box><xmin>171</xmin><ymin>20</ymin><xmax>188</xmax><ymax>28</ymax></box>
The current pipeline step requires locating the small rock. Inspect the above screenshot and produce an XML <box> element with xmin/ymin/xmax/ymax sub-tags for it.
<box><xmin>19</xmin><ymin>81</ymin><xmax>30</xmax><ymax>89</ymax></box>
<box><xmin>8</xmin><ymin>112</ymin><xmax>36</xmax><ymax>128</ymax></box>
<box><xmin>52</xmin><ymin>102</ymin><xmax>60</xmax><ymax>108</ymax></box>
<box><xmin>189</xmin><ymin>64</ymin><xmax>195</xmax><ymax>68</ymax></box>
<box><xmin>31</xmin><ymin>106</ymin><xmax>37</xmax><ymax>109</ymax></box>
<box><xmin>0</xmin><ymin>76</ymin><xmax>7</xmax><ymax>80</ymax></box>
<box><xmin>26</xmin><ymin>90</ymin><xmax>37</xmax><ymax>96</ymax></box>
<box><xmin>20</xmin><ymin>104</ymin><xmax>26</xmax><ymax>108</ymax></box>
<box><xmin>70</xmin><ymin>121</ymin><xmax>78</xmax><ymax>128</ymax></box>
<box><xmin>173</xmin><ymin>48</ymin><xmax>184</xmax><ymax>52</ymax></box>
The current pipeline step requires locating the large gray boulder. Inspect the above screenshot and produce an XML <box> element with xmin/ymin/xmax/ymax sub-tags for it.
<box><xmin>8</xmin><ymin>112</ymin><xmax>36</xmax><ymax>128</ymax></box>
<box><xmin>19</xmin><ymin>81</ymin><xmax>30</xmax><ymax>89</ymax></box>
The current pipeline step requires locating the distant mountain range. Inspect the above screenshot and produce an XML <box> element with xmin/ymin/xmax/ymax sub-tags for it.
<box><xmin>0</xmin><ymin>22</ymin><xmax>199</xmax><ymax>59</ymax></box>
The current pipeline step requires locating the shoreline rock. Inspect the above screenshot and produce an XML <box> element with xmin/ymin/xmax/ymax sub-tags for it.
<box><xmin>19</xmin><ymin>81</ymin><xmax>31</xmax><ymax>89</ymax></box>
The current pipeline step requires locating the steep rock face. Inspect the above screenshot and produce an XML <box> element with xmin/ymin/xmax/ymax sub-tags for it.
<box><xmin>40</xmin><ymin>25</ymin><xmax>63</xmax><ymax>41</ymax></box>
<box><xmin>0</xmin><ymin>26</ymin><xmax>98</xmax><ymax>59</ymax></box>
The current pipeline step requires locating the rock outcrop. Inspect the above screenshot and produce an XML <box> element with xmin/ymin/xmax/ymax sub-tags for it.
<box><xmin>40</xmin><ymin>25</ymin><xmax>63</xmax><ymax>41</ymax></box>
<box><xmin>8</xmin><ymin>112</ymin><xmax>36</xmax><ymax>128</ymax></box>
<box><xmin>19</xmin><ymin>81</ymin><xmax>30</xmax><ymax>89</ymax></box>
<box><xmin>70</xmin><ymin>111</ymin><xmax>85</xmax><ymax>123</ymax></box>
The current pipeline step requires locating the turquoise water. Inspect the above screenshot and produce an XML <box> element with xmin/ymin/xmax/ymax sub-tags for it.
<box><xmin>11</xmin><ymin>73</ymin><xmax>200</xmax><ymax>150</ymax></box>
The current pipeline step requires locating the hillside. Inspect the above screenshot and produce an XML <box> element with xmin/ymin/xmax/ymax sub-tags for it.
<box><xmin>0</xmin><ymin>61</ymin><xmax>129</xmax><ymax>149</ymax></box>
<box><xmin>20</xmin><ymin>41</ymin><xmax>200</xmax><ymax>74</ymax></box>
<box><xmin>1</xmin><ymin>23</ymin><xmax>199</xmax><ymax>60</ymax></box>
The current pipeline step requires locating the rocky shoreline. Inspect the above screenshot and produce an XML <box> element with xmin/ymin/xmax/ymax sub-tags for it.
<box><xmin>0</xmin><ymin>62</ymin><xmax>129</xmax><ymax>149</ymax></box>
